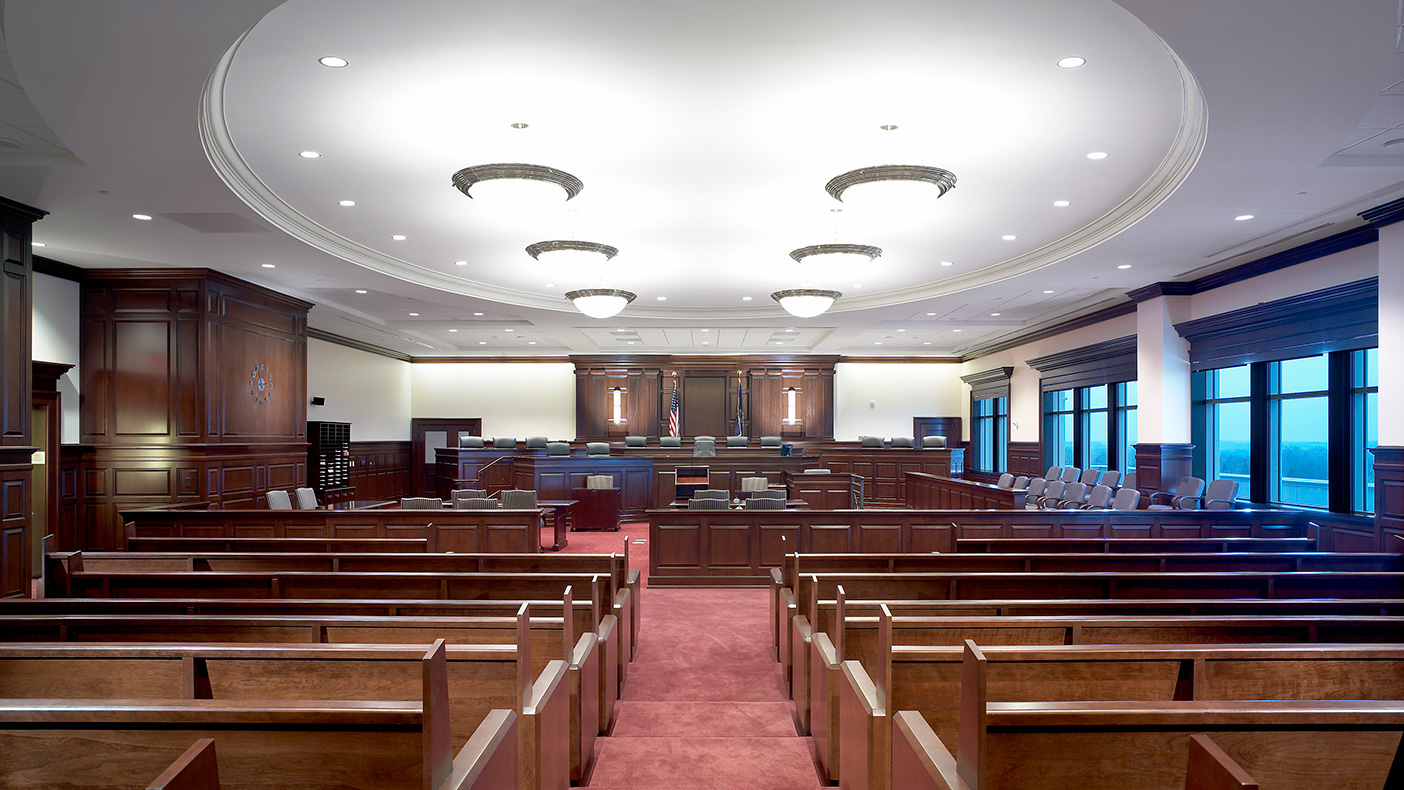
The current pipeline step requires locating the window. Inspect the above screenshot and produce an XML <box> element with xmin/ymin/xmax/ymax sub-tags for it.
<box><xmin>1044</xmin><ymin>389</ymin><xmax>1075</xmax><ymax>467</ymax></box>
<box><xmin>1082</xmin><ymin>384</ymin><xmax>1109</xmax><ymax>472</ymax></box>
<box><xmin>972</xmin><ymin>395</ymin><xmax>1008</xmax><ymax>473</ymax></box>
<box><xmin>1043</xmin><ymin>383</ymin><xmax>1137</xmax><ymax>473</ymax></box>
<box><xmin>1192</xmin><ymin>349</ymin><xmax>1377</xmax><ymax>514</ymax></box>
<box><xmin>1354</xmin><ymin>348</ymin><xmax>1378</xmax><ymax>513</ymax></box>
<box><xmin>1115</xmin><ymin>381</ymin><xmax>1137</xmax><ymax>472</ymax></box>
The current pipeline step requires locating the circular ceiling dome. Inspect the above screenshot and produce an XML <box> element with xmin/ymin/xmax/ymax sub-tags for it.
<box><xmin>203</xmin><ymin>0</ymin><xmax>1203</xmax><ymax>318</ymax></box>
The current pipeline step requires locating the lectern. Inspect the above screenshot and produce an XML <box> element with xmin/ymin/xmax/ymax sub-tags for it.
<box><xmin>674</xmin><ymin>465</ymin><xmax>709</xmax><ymax>502</ymax></box>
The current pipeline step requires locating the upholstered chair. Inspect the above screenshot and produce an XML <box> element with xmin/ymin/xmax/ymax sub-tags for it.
<box><xmin>492</xmin><ymin>437</ymin><xmax>517</xmax><ymax>449</ymax></box>
<box><xmin>922</xmin><ymin>435</ymin><xmax>947</xmax><ymax>449</ymax></box>
<box><xmin>660</xmin><ymin>436</ymin><xmax>682</xmax><ymax>449</ymax></box>
<box><xmin>265</xmin><ymin>490</ymin><xmax>293</xmax><ymax>510</ymax></box>
<box><xmin>586</xmin><ymin>442</ymin><xmax>611</xmax><ymax>458</ymax></box>
<box><xmin>744</xmin><ymin>496</ymin><xmax>786</xmax><ymax>510</ymax></box>
<box><xmin>292</xmin><ymin>487</ymin><xmax>319</xmax><ymax>509</ymax></box>
<box><xmin>525</xmin><ymin>436</ymin><xmax>548</xmax><ymax>449</ymax></box>
<box><xmin>688</xmin><ymin>497</ymin><xmax>730</xmax><ymax>510</ymax></box>
<box><xmin>459</xmin><ymin>436</ymin><xmax>485</xmax><ymax>449</ymax></box>
<box><xmin>456</xmin><ymin>497</ymin><xmax>500</xmax><ymax>510</ymax></box>
<box><xmin>726</xmin><ymin>436</ymin><xmax>749</xmax><ymax>448</ymax></box>
<box><xmin>625</xmin><ymin>436</ymin><xmax>647</xmax><ymax>448</ymax></box>
<box><xmin>760</xmin><ymin>436</ymin><xmax>782</xmax><ymax>448</ymax></box>
<box><xmin>891</xmin><ymin>437</ymin><xmax>914</xmax><ymax>448</ymax></box>
<box><xmin>501</xmin><ymin>489</ymin><xmax>538</xmax><ymax>509</ymax></box>
<box><xmin>547</xmin><ymin>442</ymin><xmax>571</xmax><ymax>457</ymax></box>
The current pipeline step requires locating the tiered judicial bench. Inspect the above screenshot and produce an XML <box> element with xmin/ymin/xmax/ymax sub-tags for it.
<box><xmin>434</xmin><ymin>444</ymin><xmax>966</xmax><ymax>516</ymax></box>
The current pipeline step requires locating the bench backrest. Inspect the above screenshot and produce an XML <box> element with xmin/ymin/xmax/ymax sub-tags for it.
<box><xmin>954</xmin><ymin>537</ymin><xmax>1315</xmax><ymax>554</ymax></box>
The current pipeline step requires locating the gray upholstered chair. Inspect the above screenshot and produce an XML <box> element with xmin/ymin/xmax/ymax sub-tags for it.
<box><xmin>1060</xmin><ymin>467</ymin><xmax>1081</xmax><ymax>483</ymax></box>
<box><xmin>625</xmin><ymin>435</ymin><xmax>647</xmax><ymax>448</ymax></box>
<box><xmin>460</xmin><ymin>436</ymin><xmax>485</xmax><ymax>449</ymax></box>
<box><xmin>693</xmin><ymin>438</ymin><xmax>716</xmax><ymax>457</ymax></box>
<box><xmin>1022</xmin><ymin>478</ymin><xmax>1047</xmax><ymax>509</ymax></box>
<box><xmin>660</xmin><ymin>436</ymin><xmax>682</xmax><ymax>449</ymax></box>
<box><xmin>922</xmin><ymin>435</ymin><xmax>947</xmax><ymax>449</ymax></box>
<box><xmin>451</xmin><ymin>489</ymin><xmax>488</xmax><ymax>506</ymax></box>
<box><xmin>1148</xmin><ymin>476</ymin><xmax>1206</xmax><ymax>511</ymax></box>
<box><xmin>525</xmin><ymin>436</ymin><xmax>548</xmax><ymax>449</ymax></box>
<box><xmin>265</xmin><ymin>490</ymin><xmax>292</xmax><ymax>510</ymax></box>
<box><xmin>1081</xmin><ymin>484</ymin><xmax>1114</xmax><ymax>509</ymax></box>
<box><xmin>802</xmin><ymin>468</ymin><xmax>830</xmax><ymax>474</ymax></box>
<box><xmin>1034</xmin><ymin>480</ymin><xmax>1066</xmax><ymax>509</ymax></box>
<box><xmin>744</xmin><ymin>496</ymin><xmax>786</xmax><ymax>510</ymax></box>
<box><xmin>1121</xmin><ymin>471</ymin><xmax>1138</xmax><ymax>493</ymax></box>
<box><xmin>547</xmin><ymin>442</ymin><xmax>571</xmax><ymax>457</ymax></box>
<box><xmin>860</xmin><ymin>435</ymin><xmax>883</xmax><ymax>449</ymax></box>
<box><xmin>586</xmin><ymin>475</ymin><xmax>615</xmax><ymax>489</ymax></box>
<box><xmin>726</xmin><ymin>436</ymin><xmax>749</xmax><ymax>448</ymax></box>
<box><xmin>891</xmin><ymin>437</ymin><xmax>914</xmax><ymax>448</ymax></box>
<box><xmin>688</xmin><ymin>497</ymin><xmax>730</xmax><ymax>510</ymax></box>
<box><xmin>586</xmin><ymin>442</ymin><xmax>611</xmax><ymax>458</ymax></box>
<box><xmin>501</xmin><ymin>489</ymin><xmax>537</xmax><ymax>509</ymax></box>
<box><xmin>996</xmin><ymin>473</ymin><xmax>1015</xmax><ymax>489</ymax></box>
<box><xmin>695</xmin><ymin>436</ymin><xmax>716</xmax><ymax>442</ymax></box>
<box><xmin>1109</xmin><ymin>486</ymin><xmax>1141</xmax><ymax>510</ymax></box>
<box><xmin>456</xmin><ymin>497</ymin><xmax>500</xmax><ymax>510</ymax></box>
<box><xmin>760</xmin><ymin>436</ymin><xmax>782</xmax><ymax>448</ymax></box>
<box><xmin>695</xmin><ymin>489</ymin><xmax>729</xmax><ymax>500</ymax></box>
<box><xmin>1012</xmin><ymin>476</ymin><xmax>1030</xmax><ymax>490</ymax></box>
<box><xmin>492</xmin><ymin>437</ymin><xmax>516</xmax><ymax>449</ymax></box>
<box><xmin>401</xmin><ymin>496</ymin><xmax>444</xmax><ymax>509</ymax></box>
<box><xmin>1051</xmin><ymin>482</ymin><xmax>1087</xmax><ymax>509</ymax></box>
<box><xmin>1044</xmin><ymin>466</ymin><xmax>1062</xmax><ymax>480</ymax></box>
<box><xmin>1201</xmin><ymin>479</ymin><xmax>1240</xmax><ymax>510</ymax></box>
<box><xmin>750</xmin><ymin>489</ymin><xmax>786</xmax><ymax>500</ymax></box>
<box><xmin>740</xmin><ymin>477</ymin><xmax>769</xmax><ymax>492</ymax></box>
<box><xmin>1078</xmin><ymin>469</ymin><xmax>1102</xmax><ymax>487</ymax></box>
<box><xmin>293</xmin><ymin>487</ymin><xmax>319</xmax><ymax>509</ymax></box>
<box><xmin>1098</xmin><ymin>470</ymin><xmax>1122</xmax><ymax>489</ymax></box>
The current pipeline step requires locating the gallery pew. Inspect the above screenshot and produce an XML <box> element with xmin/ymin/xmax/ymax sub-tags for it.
<box><xmin>145</xmin><ymin>738</ymin><xmax>220</xmax><ymax>790</ymax></box>
<box><xmin>954</xmin><ymin>536</ymin><xmax>1316</xmax><ymax>554</ymax></box>
<box><xmin>129</xmin><ymin>536</ymin><xmax>433</xmax><ymax>553</ymax></box>
<box><xmin>939</xmin><ymin>641</ymin><xmax>1404</xmax><ymax>790</ymax></box>
<box><xmin>0</xmin><ymin>640</ymin><xmax>524</xmax><ymax>790</ymax></box>
<box><xmin>839</xmin><ymin>629</ymin><xmax>1404</xmax><ymax>790</ymax></box>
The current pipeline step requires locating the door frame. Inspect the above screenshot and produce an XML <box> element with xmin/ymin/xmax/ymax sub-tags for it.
<box><xmin>410</xmin><ymin>418</ymin><xmax>482</xmax><ymax>496</ymax></box>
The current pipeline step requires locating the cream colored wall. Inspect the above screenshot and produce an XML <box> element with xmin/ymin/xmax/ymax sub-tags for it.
<box><xmin>306</xmin><ymin>338</ymin><xmax>412</xmax><ymax>442</ymax></box>
<box><xmin>833</xmin><ymin>362</ymin><xmax>964</xmax><ymax>441</ymax></box>
<box><xmin>31</xmin><ymin>272</ymin><xmax>81</xmax><ymax>444</ymax></box>
<box><xmin>410</xmin><ymin>362</ymin><xmax>576</xmax><ymax>440</ymax></box>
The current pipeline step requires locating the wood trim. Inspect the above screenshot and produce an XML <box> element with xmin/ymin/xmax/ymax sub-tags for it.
<box><xmin>1026</xmin><ymin>335</ymin><xmax>1138</xmax><ymax>392</ymax></box>
<box><xmin>1360</xmin><ymin>198</ymin><xmax>1404</xmax><ymax>228</ymax></box>
<box><xmin>959</xmin><ymin>367</ymin><xmax>1014</xmax><ymax>400</ymax></box>
<box><xmin>570</xmin><ymin>354</ymin><xmax>842</xmax><ymax>369</ymax></box>
<box><xmin>307</xmin><ymin>328</ymin><xmax>412</xmax><ymax>362</ymax></box>
<box><xmin>958</xmin><ymin>301</ymin><xmax>1137</xmax><ymax>362</ymax></box>
<box><xmin>1179</xmin><ymin>224</ymin><xmax>1378</xmax><ymax>294</ymax></box>
<box><xmin>32</xmin><ymin>255</ymin><xmax>84</xmax><ymax>283</ymax></box>
<box><xmin>1126</xmin><ymin>281</ymin><xmax>1196</xmax><ymax>303</ymax></box>
<box><xmin>838</xmin><ymin>356</ymin><xmax>963</xmax><ymax>364</ymax></box>
<box><xmin>0</xmin><ymin>196</ymin><xmax>47</xmax><ymax>222</ymax></box>
<box><xmin>414</xmin><ymin>355</ymin><xmax>573</xmax><ymax>364</ymax></box>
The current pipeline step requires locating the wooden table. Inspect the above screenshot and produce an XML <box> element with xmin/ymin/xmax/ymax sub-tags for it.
<box><xmin>538</xmin><ymin>499</ymin><xmax>577</xmax><ymax>551</ymax></box>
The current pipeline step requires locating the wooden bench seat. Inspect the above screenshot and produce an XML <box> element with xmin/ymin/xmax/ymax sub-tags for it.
<box><xmin>129</xmin><ymin>536</ymin><xmax>433</xmax><ymax>553</ymax></box>
<box><xmin>0</xmin><ymin>640</ymin><xmax>523</xmax><ymax>790</ymax></box>
<box><xmin>841</xmin><ymin>633</ymin><xmax>1404</xmax><ymax>790</ymax></box>
<box><xmin>955</xmin><ymin>536</ymin><xmax>1316</xmax><ymax>554</ymax></box>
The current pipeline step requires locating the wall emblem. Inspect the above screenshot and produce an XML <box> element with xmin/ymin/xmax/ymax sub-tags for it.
<box><xmin>249</xmin><ymin>363</ymin><xmax>274</xmax><ymax>405</ymax></box>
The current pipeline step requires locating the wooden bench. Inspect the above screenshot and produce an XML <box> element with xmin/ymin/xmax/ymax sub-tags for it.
<box><xmin>129</xmin><ymin>536</ymin><xmax>433</xmax><ymax>553</ymax></box>
<box><xmin>145</xmin><ymin>738</ymin><xmax>220</xmax><ymax>790</ymax></box>
<box><xmin>0</xmin><ymin>640</ymin><xmax>524</xmax><ymax>790</ymax></box>
<box><xmin>840</xmin><ymin>629</ymin><xmax>1404</xmax><ymax>790</ymax></box>
<box><xmin>895</xmin><ymin>641</ymin><xmax>1404</xmax><ymax>790</ymax></box>
<box><xmin>955</xmin><ymin>536</ymin><xmax>1316</xmax><ymax>554</ymax></box>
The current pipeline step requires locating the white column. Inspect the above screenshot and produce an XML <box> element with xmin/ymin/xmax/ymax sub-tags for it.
<box><xmin>1378</xmin><ymin>223</ymin><xmax>1404</xmax><ymax>445</ymax></box>
<box><xmin>1136</xmin><ymin>295</ymin><xmax>1193</xmax><ymax>444</ymax></box>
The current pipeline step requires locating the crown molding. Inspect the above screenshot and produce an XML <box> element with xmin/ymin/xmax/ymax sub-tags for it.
<box><xmin>1359</xmin><ymin>196</ymin><xmax>1404</xmax><ymax>228</ymax></box>
<box><xmin>32</xmin><ymin>255</ymin><xmax>84</xmax><ymax>282</ymax></box>
<box><xmin>307</xmin><ymin>328</ymin><xmax>411</xmax><ymax>362</ymax></box>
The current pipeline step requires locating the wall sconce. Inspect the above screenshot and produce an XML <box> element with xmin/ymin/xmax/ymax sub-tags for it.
<box><xmin>783</xmin><ymin>386</ymin><xmax>802</xmax><ymax>425</ymax></box>
<box><xmin>610</xmin><ymin>386</ymin><xmax>628</xmax><ymax>424</ymax></box>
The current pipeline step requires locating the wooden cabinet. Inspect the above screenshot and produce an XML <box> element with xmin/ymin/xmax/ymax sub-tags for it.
<box><xmin>308</xmin><ymin>421</ymin><xmax>354</xmax><ymax>504</ymax></box>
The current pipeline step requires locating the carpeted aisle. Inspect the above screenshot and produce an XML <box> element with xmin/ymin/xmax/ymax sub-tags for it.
<box><xmin>556</xmin><ymin>523</ymin><xmax>827</xmax><ymax>789</ymax></box>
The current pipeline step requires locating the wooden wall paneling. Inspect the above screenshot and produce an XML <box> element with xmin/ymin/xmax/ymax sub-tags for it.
<box><xmin>1008</xmin><ymin>441</ymin><xmax>1042</xmax><ymax>477</ymax></box>
<box><xmin>0</xmin><ymin>197</ymin><xmax>45</xmax><ymax>597</ymax></box>
<box><xmin>749</xmin><ymin>371</ymin><xmax>783</xmax><ymax>439</ymax></box>
<box><xmin>1371</xmin><ymin>447</ymin><xmax>1404</xmax><ymax>554</ymax></box>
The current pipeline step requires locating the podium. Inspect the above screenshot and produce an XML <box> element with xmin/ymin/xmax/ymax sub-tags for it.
<box><xmin>674</xmin><ymin>465</ymin><xmax>709</xmax><ymax>503</ymax></box>
<box><xmin>569</xmin><ymin>487</ymin><xmax>621</xmax><ymax>531</ymax></box>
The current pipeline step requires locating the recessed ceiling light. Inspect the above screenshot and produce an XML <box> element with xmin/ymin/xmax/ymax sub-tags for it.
<box><xmin>742</xmin><ymin>296</ymin><xmax>752</xmax><ymax>301</ymax></box>
<box><xmin>339</xmin><ymin>200</ymin><xmax>356</xmax><ymax>207</ymax></box>
<box><xmin>1043</xmin><ymin>289</ymin><xmax>1054</xmax><ymax>294</ymax></box>
<box><xmin>991</xmin><ymin>312</ymin><xmax>1001</xmax><ymax>316</ymax></box>
<box><xmin>1053</xmin><ymin>200</ymin><xmax>1070</xmax><ymax>207</ymax></box>
<box><xmin>953</xmin><ymin>329</ymin><xmax>962</xmax><ymax>333</ymax></box>
<box><xmin>939</xmin><ymin>261</ymin><xmax>953</xmax><ymax>266</ymax></box>
<box><xmin>1057</xmin><ymin>56</ymin><xmax>1086</xmax><ymax>69</ymax></box>
<box><xmin>775</xmin><ymin>342</ymin><xmax>783</xmax><ymax>345</ymax></box>
<box><xmin>408</xmin><ymin>312</ymin><xmax>419</xmax><ymax>316</ymax></box>
<box><xmin>701</xmin><ymin>328</ymin><xmax>709</xmax><ymax>332</ymax></box>
<box><xmin>853</xmin><ymin>284</ymin><xmax>862</xmax><ymax>288</ymax></box>
<box><xmin>897</xmin><ymin>329</ymin><xmax>906</xmax><ymax>332</ymax></box>
<box><xmin>319</xmin><ymin>56</ymin><xmax>349</xmax><ymax>68</ymax></box>
<box><xmin>455</xmin><ymin>260</ymin><xmax>467</xmax><ymax>266</ymax></box>
<box><xmin>391</xmin><ymin>234</ymin><xmax>406</xmax><ymax>241</ymax></box>
<box><xmin>504</xmin><ymin>329</ymin><xmax>513</xmax><ymax>332</ymax></box>
<box><xmin>448</xmin><ymin>329</ymin><xmax>457</xmax><ymax>333</ymax></box>
<box><xmin>786</xmin><ymin>328</ymin><xmax>795</xmax><ymax>332</ymax></box>
<box><xmin>702</xmin><ymin>341</ymin><xmax>709</xmax><ymax>345</ymax></box>
<box><xmin>479</xmin><ymin>341</ymin><xmax>487</xmax><ymax>345</ymax></box>
<box><xmin>874</xmin><ymin>342</ymin><xmax>882</xmax><ymax>345</ymax></box>
<box><xmin>31</xmin><ymin>241</ymin><xmax>44</xmax><ymax>247</ymax></box>
<box><xmin>132</xmin><ymin>214</ymin><xmax>153</xmax><ymax>221</ymax></box>
<box><xmin>261</xmin><ymin>263</ymin><xmax>275</xmax><ymax>269</ymax></box>
<box><xmin>1234</xmin><ymin>214</ymin><xmax>1255</xmax><ymax>221</ymax></box>
<box><xmin>656</xmin><ymin>296</ymin><xmax>666</xmax><ymax>301</ymax></box>
<box><xmin>927</xmin><ymin>312</ymin><xmax>936</xmax><ymax>316</ymax></box>
<box><xmin>627</xmin><ymin>341</ymin><xmax>635</xmax><ymax>344</ymax></box>
<box><xmin>528</xmin><ymin>341</ymin><xmax>537</xmax><ymax>345</ymax></box>
<box><xmin>617</xmin><ymin>328</ymin><xmax>626</xmax><ymax>332</ymax></box>
<box><xmin>298</xmin><ymin>151</ymin><xmax>321</xmax><ymax>159</ymax></box>
<box><xmin>1086</xmin><ymin>151</ymin><xmax>1108</xmax><ymax>160</ymax></box>
<box><xmin>1002</xmin><ymin>235</ymin><xmax>1016</xmax><ymax>241</ymax></box>
<box><xmin>355</xmin><ymin>289</ymin><xmax>367</xmax><ymax>294</ymax></box>
<box><xmin>924</xmin><ymin>342</ymin><xmax>932</xmax><ymax>345</ymax></box>
<box><xmin>473</xmin><ymin>312</ymin><xmax>483</xmax><ymax>316</ymax></box>
<box><xmin>1117</xmin><ymin>264</ymin><xmax>1132</xmax><ymax>269</ymax></box>
<box><xmin>544</xmin><ymin>283</ymin><xmax>554</xmax><ymax>288</ymax></box>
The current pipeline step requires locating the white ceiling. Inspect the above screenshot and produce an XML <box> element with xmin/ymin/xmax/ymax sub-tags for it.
<box><xmin>2</xmin><ymin>0</ymin><xmax>1401</xmax><ymax>357</ymax></box>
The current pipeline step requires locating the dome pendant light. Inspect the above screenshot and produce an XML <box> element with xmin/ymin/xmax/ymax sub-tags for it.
<box><xmin>566</xmin><ymin>288</ymin><xmax>636</xmax><ymax>319</ymax></box>
<box><xmin>771</xmin><ymin>288</ymin><xmax>842</xmax><ymax>318</ymax></box>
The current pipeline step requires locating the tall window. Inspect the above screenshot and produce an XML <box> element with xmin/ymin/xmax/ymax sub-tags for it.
<box><xmin>1269</xmin><ymin>354</ymin><xmax>1329</xmax><ymax>508</ymax></box>
<box><xmin>1044</xmin><ymin>389</ymin><xmax>1075</xmax><ymax>467</ymax></box>
<box><xmin>1201</xmin><ymin>365</ymin><xmax>1251</xmax><ymax>488</ymax></box>
<box><xmin>1082</xmin><ymin>385</ymin><xmax>1109</xmax><ymax>472</ymax></box>
<box><xmin>1353</xmin><ymin>348</ymin><xmax>1378</xmax><ymax>513</ymax></box>
<box><xmin>1115</xmin><ymin>381</ymin><xmax>1137</xmax><ymax>472</ymax></box>
<box><xmin>972</xmin><ymin>395</ymin><xmax>1008</xmax><ymax>473</ymax></box>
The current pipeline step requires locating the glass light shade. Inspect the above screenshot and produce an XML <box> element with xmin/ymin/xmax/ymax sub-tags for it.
<box><xmin>466</xmin><ymin>177</ymin><xmax>570</xmax><ymax>207</ymax></box>
<box><xmin>772</xmin><ymin>289</ymin><xmax>841</xmax><ymax>318</ymax></box>
<box><xmin>535</xmin><ymin>248</ymin><xmax>613</xmax><ymax>267</ymax></box>
<box><xmin>567</xmin><ymin>289</ymin><xmax>636</xmax><ymax>319</ymax></box>
<box><xmin>838</xmin><ymin>179</ymin><xmax>947</xmax><ymax>215</ymax></box>
<box><xmin>799</xmin><ymin>251</ymin><xmax>874</xmax><ymax>268</ymax></box>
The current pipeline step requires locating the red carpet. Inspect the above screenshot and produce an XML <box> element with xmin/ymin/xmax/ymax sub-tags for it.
<box><xmin>557</xmin><ymin>523</ymin><xmax>828</xmax><ymax>789</ymax></box>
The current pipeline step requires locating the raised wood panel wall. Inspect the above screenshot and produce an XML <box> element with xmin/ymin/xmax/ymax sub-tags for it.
<box><xmin>1008</xmin><ymin>441</ymin><xmax>1042</xmax><ymax>477</ymax></box>
<box><xmin>0</xmin><ymin>197</ymin><xmax>45</xmax><ymax>598</ymax></box>
<box><xmin>349</xmin><ymin>441</ymin><xmax>412</xmax><ymax>502</ymax></box>
<box><xmin>571</xmin><ymin>355</ymin><xmax>836</xmax><ymax>441</ymax></box>
<box><xmin>79</xmin><ymin>270</ymin><xmax>312</xmax><ymax>548</ymax></box>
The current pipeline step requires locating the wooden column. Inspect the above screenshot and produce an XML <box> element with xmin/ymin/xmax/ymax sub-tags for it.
<box><xmin>1370</xmin><ymin>447</ymin><xmax>1404</xmax><ymax>553</ymax></box>
<box><xmin>0</xmin><ymin>196</ymin><xmax>46</xmax><ymax>598</ymax></box>
<box><xmin>1133</xmin><ymin>442</ymin><xmax>1195</xmax><ymax>497</ymax></box>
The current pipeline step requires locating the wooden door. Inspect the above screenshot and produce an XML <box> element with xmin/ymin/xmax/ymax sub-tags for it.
<box><xmin>410</xmin><ymin>417</ymin><xmax>482</xmax><ymax>496</ymax></box>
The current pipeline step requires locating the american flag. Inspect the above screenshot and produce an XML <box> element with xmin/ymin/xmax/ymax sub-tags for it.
<box><xmin>668</xmin><ymin>382</ymin><xmax>680</xmax><ymax>437</ymax></box>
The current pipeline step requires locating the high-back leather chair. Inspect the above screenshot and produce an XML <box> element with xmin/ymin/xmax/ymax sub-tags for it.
<box><xmin>547</xmin><ymin>442</ymin><xmax>571</xmax><ymax>457</ymax></box>
<box><xmin>760</xmin><ymin>436</ymin><xmax>782</xmax><ymax>448</ymax></box>
<box><xmin>1012</xmin><ymin>476</ymin><xmax>1029</xmax><ymax>490</ymax></box>
<box><xmin>1098</xmin><ymin>470</ymin><xmax>1122</xmax><ymax>489</ymax></box>
<box><xmin>1110</xmin><ymin>486</ymin><xmax>1141</xmax><ymax>510</ymax></box>
<box><xmin>525</xmin><ymin>436</ymin><xmax>548</xmax><ymax>449</ymax></box>
<box><xmin>492</xmin><ymin>437</ymin><xmax>516</xmax><ymax>449</ymax></box>
<box><xmin>1203</xmin><ymin>479</ymin><xmax>1240</xmax><ymax>510</ymax></box>
<box><xmin>693</xmin><ymin>438</ymin><xmax>716</xmax><ymax>457</ymax></box>
<box><xmin>1148</xmin><ymin>476</ymin><xmax>1207</xmax><ymax>510</ymax></box>
<box><xmin>451</xmin><ymin>489</ymin><xmax>487</xmax><ymax>506</ymax></box>
<box><xmin>660</xmin><ymin>436</ymin><xmax>682</xmax><ymax>449</ymax></box>
<box><xmin>744</xmin><ymin>497</ymin><xmax>786</xmax><ymax>510</ymax></box>
<box><xmin>460</xmin><ymin>436</ymin><xmax>485</xmax><ymax>449</ymax></box>
<box><xmin>726</xmin><ymin>436</ymin><xmax>748</xmax><ymax>448</ymax></box>
<box><xmin>1082</xmin><ymin>484</ymin><xmax>1114</xmax><ymax>509</ymax></box>
<box><xmin>586</xmin><ymin>442</ymin><xmax>611</xmax><ymax>458</ymax></box>
<box><xmin>860</xmin><ymin>436</ymin><xmax>883</xmax><ymax>449</ymax></box>
<box><xmin>891</xmin><ymin>437</ymin><xmax>914</xmax><ymax>448</ymax></box>
<box><xmin>750</xmin><ymin>489</ymin><xmax>786</xmax><ymax>500</ymax></box>
<box><xmin>922</xmin><ymin>435</ymin><xmax>947</xmax><ymax>449</ymax></box>
<box><xmin>688</xmin><ymin>498</ymin><xmax>729</xmax><ymax>510</ymax></box>
<box><xmin>695</xmin><ymin>489</ymin><xmax>729</xmax><ymax>500</ymax></box>
<box><xmin>996</xmin><ymin>473</ymin><xmax>1015</xmax><ymax>489</ymax></box>
<box><xmin>1051</xmin><ymin>482</ymin><xmax>1087</xmax><ymax>509</ymax></box>
<box><xmin>624</xmin><ymin>436</ymin><xmax>647</xmax><ymax>448</ymax></box>
<box><xmin>401</xmin><ymin>497</ymin><xmax>443</xmax><ymax>509</ymax></box>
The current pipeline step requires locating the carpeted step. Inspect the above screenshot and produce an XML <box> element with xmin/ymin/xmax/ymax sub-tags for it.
<box><xmin>587</xmin><ymin>736</ymin><xmax>825</xmax><ymax>789</ymax></box>
<box><xmin>610</xmin><ymin>701</ymin><xmax>798</xmax><ymax>738</ymax></box>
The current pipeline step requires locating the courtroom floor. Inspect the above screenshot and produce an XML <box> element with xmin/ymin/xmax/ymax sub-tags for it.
<box><xmin>559</xmin><ymin>523</ymin><xmax>829</xmax><ymax>790</ymax></box>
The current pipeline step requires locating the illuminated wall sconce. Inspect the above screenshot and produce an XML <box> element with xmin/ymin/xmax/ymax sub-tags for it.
<box><xmin>610</xmin><ymin>386</ymin><xmax>628</xmax><ymax>424</ymax></box>
<box><xmin>783</xmin><ymin>386</ymin><xmax>802</xmax><ymax>425</ymax></box>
